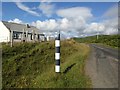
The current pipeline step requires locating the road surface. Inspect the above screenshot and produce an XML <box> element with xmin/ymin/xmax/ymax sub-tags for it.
<box><xmin>85</xmin><ymin>44</ymin><xmax>119</xmax><ymax>88</ymax></box>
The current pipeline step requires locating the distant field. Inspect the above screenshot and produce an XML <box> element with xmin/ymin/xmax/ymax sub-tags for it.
<box><xmin>2</xmin><ymin>40</ymin><xmax>91</xmax><ymax>88</ymax></box>
<box><xmin>73</xmin><ymin>34</ymin><xmax>120</xmax><ymax>48</ymax></box>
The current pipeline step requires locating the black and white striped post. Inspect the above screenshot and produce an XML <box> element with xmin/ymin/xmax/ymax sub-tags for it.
<box><xmin>55</xmin><ymin>31</ymin><xmax>60</xmax><ymax>73</ymax></box>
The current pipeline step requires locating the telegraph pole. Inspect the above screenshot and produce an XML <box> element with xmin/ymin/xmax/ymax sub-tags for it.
<box><xmin>97</xmin><ymin>25</ymin><xmax>99</xmax><ymax>40</ymax></box>
<box><xmin>97</xmin><ymin>32</ymin><xmax>99</xmax><ymax>40</ymax></box>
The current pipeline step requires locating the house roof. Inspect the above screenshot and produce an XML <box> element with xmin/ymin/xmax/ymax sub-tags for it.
<box><xmin>2</xmin><ymin>21</ymin><xmax>39</xmax><ymax>34</ymax></box>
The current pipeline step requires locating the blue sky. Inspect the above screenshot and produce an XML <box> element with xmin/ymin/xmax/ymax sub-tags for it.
<box><xmin>2</xmin><ymin>2</ymin><xmax>117</xmax><ymax>22</ymax></box>
<box><xmin>2</xmin><ymin>2</ymin><xmax>118</xmax><ymax>38</ymax></box>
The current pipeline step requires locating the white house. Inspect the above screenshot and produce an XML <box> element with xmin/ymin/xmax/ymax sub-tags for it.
<box><xmin>0</xmin><ymin>21</ymin><xmax>45</xmax><ymax>45</ymax></box>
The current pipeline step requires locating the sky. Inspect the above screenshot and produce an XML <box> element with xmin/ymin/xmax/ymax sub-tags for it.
<box><xmin>2</xmin><ymin>2</ymin><xmax>118</xmax><ymax>39</ymax></box>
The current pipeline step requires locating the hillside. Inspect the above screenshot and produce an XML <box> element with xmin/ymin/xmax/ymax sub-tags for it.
<box><xmin>2</xmin><ymin>40</ymin><xmax>91</xmax><ymax>88</ymax></box>
<box><xmin>73</xmin><ymin>34</ymin><xmax>120</xmax><ymax>48</ymax></box>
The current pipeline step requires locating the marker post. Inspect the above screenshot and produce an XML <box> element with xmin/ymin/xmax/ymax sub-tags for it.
<box><xmin>55</xmin><ymin>31</ymin><xmax>60</xmax><ymax>73</ymax></box>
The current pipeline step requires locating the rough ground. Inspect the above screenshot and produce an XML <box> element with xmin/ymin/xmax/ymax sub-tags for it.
<box><xmin>85</xmin><ymin>44</ymin><xmax>118</xmax><ymax>88</ymax></box>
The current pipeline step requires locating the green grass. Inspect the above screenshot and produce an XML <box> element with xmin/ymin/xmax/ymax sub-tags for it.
<box><xmin>73</xmin><ymin>34</ymin><xmax>120</xmax><ymax>48</ymax></box>
<box><xmin>2</xmin><ymin>40</ymin><xmax>91</xmax><ymax>88</ymax></box>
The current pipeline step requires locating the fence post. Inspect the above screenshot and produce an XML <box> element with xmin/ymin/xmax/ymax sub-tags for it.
<box><xmin>22</xmin><ymin>28</ymin><xmax>25</xmax><ymax>42</ymax></box>
<box><xmin>10</xmin><ymin>30</ymin><xmax>13</xmax><ymax>47</ymax></box>
<box><xmin>55</xmin><ymin>33</ymin><xmax>60</xmax><ymax>73</ymax></box>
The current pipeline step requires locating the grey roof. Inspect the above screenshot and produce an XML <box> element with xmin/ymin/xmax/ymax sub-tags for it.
<box><xmin>2</xmin><ymin>21</ymin><xmax>39</xmax><ymax>34</ymax></box>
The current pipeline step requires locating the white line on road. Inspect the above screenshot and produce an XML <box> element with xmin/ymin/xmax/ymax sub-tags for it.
<box><xmin>114</xmin><ymin>59</ymin><xmax>118</xmax><ymax>62</ymax></box>
<box><xmin>92</xmin><ymin>44</ymin><xmax>119</xmax><ymax>62</ymax></box>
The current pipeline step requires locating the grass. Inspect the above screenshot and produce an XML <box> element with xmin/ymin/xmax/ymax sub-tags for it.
<box><xmin>2</xmin><ymin>39</ymin><xmax>91</xmax><ymax>88</ymax></box>
<box><xmin>73</xmin><ymin>34</ymin><xmax>120</xmax><ymax>49</ymax></box>
<box><xmin>93</xmin><ymin>43</ymin><xmax>119</xmax><ymax>50</ymax></box>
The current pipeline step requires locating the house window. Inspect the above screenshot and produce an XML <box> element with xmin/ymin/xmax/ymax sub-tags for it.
<box><xmin>13</xmin><ymin>33</ymin><xmax>22</xmax><ymax>39</ymax></box>
<box><xmin>13</xmin><ymin>33</ymin><xmax>19</xmax><ymax>39</ymax></box>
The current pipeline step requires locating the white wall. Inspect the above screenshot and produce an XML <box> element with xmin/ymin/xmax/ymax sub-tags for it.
<box><xmin>46</xmin><ymin>36</ymin><xmax>50</xmax><ymax>41</ymax></box>
<box><xmin>0</xmin><ymin>21</ymin><xmax>10</xmax><ymax>42</ymax></box>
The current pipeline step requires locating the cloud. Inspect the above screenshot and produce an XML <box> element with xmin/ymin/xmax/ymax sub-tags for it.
<box><xmin>31</xmin><ymin>17</ymin><xmax>87</xmax><ymax>38</ymax></box>
<box><xmin>83</xmin><ymin>4</ymin><xmax>118</xmax><ymax>36</ymax></box>
<box><xmin>59</xmin><ymin>18</ymin><xmax>70</xmax><ymax>30</ymax></box>
<box><xmin>10</xmin><ymin>4</ymin><xmax>117</xmax><ymax>39</ymax></box>
<box><xmin>83</xmin><ymin>23</ymin><xmax>105</xmax><ymax>34</ymax></box>
<box><xmin>101</xmin><ymin>4</ymin><xmax>118</xmax><ymax>35</ymax></box>
<box><xmin>32</xmin><ymin>19</ymin><xmax>58</xmax><ymax>31</ymax></box>
<box><xmin>8</xmin><ymin>18</ymin><xmax>23</xmax><ymax>24</ymax></box>
<box><xmin>31</xmin><ymin>6</ymin><xmax>93</xmax><ymax>38</ymax></box>
<box><xmin>56</xmin><ymin>6</ymin><xmax>93</xmax><ymax>33</ymax></box>
<box><xmin>38</xmin><ymin>2</ymin><xmax>55</xmax><ymax>17</ymax></box>
<box><xmin>15</xmin><ymin>2</ymin><xmax>40</xmax><ymax>16</ymax></box>
<box><xmin>15</xmin><ymin>2</ymin><xmax>55</xmax><ymax>17</ymax></box>
<box><xmin>101</xmin><ymin>18</ymin><xmax>118</xmax><ymax>35</ymax></box>
<box><xmin>103</xmin><ymin>4</ymin><xmax>118</xmax><ymax>19</ymax></box>
<box><xmin>83</xmin><ymin>19</ymin><xmax>118</xmax><ymax>36</ymax></box>
<box><xmin>57</xmin><ymin>7</ymin><xmax>92</xmax><ymax>20</ymax></box>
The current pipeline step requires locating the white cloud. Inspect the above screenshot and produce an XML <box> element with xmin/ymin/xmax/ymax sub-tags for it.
<box><xmin>101</xmin><ymin>18</ymin><xmax>118</xmax><ymax>35</ymax></box>
<box><xmin>15</xmin><ymin>2</ymin><xmax>55</xmax><ymax>17</ymax></box>
<box><xmin>101</xmin><ymin>4</ymin><xmax>118</xmax><ymax>35</ymax></box>
<box><xmin>103</xmin><ymin>28</ymin><xmax>118</xmax><ymax>35</ymax></box>
<box><xmin>57</xmin><ymin>7</ymin><xmax>92</xmax><ymax>20</ymax></box>
<box><xmin>31</xmin><ymin>17</ymin><xmax>87</xmax><ymax>38</ymax></box>
<box><xmin>15</xmin><ymin>2</ymin><xmax>40</xmax><ymax>16</ymax></box>
<box><xmin>103</xmin><ymin>4</ymin><xmax>118</xmax><ymax>19</ymax></box>
<box><xmin>10</xmin><ymin>4</ymin><xmax>117</xmax><ymax>39</ymax></box>
<box><xmin>32</xmin><ymin>19</ymin><xmax>58</xmax><ymax>31</ymax></box>
<box><xmin>59</xmin><ymin>18</ymin><xmax>70</xmax><ymax>30</ymax></box>
<box><xmin>31</xmin><ymin>6</ymin><xmax>93</xmax><ymax>38</ymax></box>
<box><xmin>83</xmin><ymin>19</ymin><xmax>118</xmax><ymax>36</ymax></box>
<box><xmin>56</xmin><ymin>6</ymin><xmax>93</xmax><ymax>33</ymax></box>
<box><xmin>83</xmin><ymin>4</ymin><xmax>118</xmax><ymax>36</ymax></box>
<box><xmin>8</xmin><ymin>18</ymin><xmax>23</xmax><ymax>24</ymax></box>
<box><xmin>83</xmin><ymin>23</ymin><xmax>105</xmax><ymax>34</ymax></box>
<box><xmin>38</xmin><ymin>2</ymin><xmax>55</xmax><ymax>17</ymax></box>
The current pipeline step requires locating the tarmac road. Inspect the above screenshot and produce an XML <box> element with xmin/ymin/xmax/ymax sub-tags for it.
<box><xmin>85</xmin><ymin>44</ymin><xmax>119</xmax><ymax>88</ymax></box>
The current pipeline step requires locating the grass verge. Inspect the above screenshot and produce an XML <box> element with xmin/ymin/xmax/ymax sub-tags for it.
<box><xmin>2</xmin><ymin>40</ymin><xmax>91</xmax><ymax>88</ymax></box>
